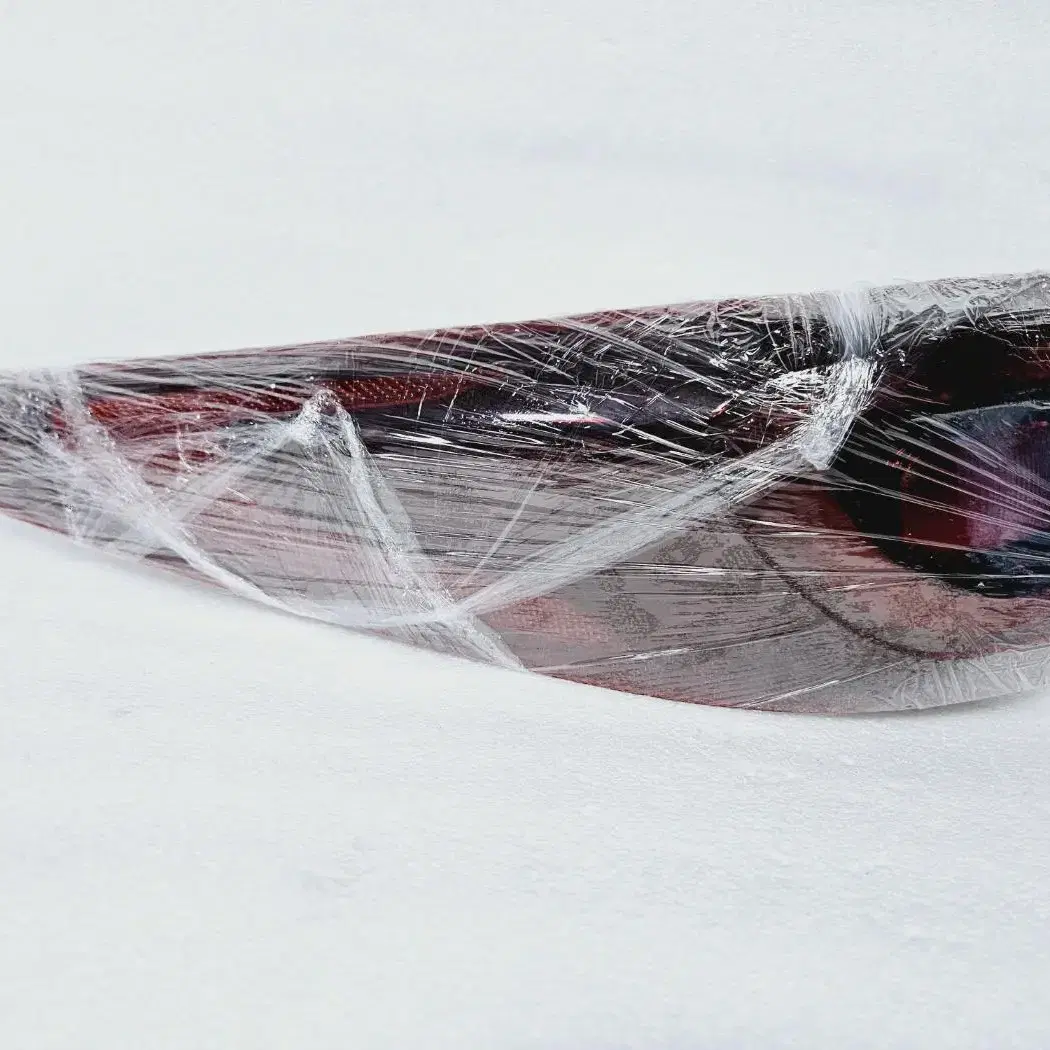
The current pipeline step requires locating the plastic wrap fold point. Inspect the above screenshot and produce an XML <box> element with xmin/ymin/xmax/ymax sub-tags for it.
<box><xmin>6</xmin><ymin>272</ymin><xmax>1050</xmax><ymax>712</ymax></box>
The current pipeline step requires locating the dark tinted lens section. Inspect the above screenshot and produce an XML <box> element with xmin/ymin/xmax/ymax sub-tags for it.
<box><xmin>836</xmin><ymin>403</ymin><xmax>1050</xmax><ymax>596</ymax></box>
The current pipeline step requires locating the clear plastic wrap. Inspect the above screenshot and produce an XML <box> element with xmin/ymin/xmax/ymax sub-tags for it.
<box><xmin>6</xmin><ymin>271</ymin><xmax>1050</xmax><ymax>712</ymax></box>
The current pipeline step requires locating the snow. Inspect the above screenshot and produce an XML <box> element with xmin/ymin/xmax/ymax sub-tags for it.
<box><xmin>1</xmin><ymin>2</ymin><xmax>1049</xmax><ymax>1046</ymax></box>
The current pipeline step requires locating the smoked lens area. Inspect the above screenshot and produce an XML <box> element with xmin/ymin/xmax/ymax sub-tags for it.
<box><xmin>735</xmin><ymin>321</ymin><xmax>1050</xmax><ymax>681</ymax></box>
<box><xmin>832</xmin><ymin>321</ymin><xmax>1050</xmax><ymax>603</ymax></box>
<box><xmin>836</xmin><ymin>402</ymin><xmax>1050</xmax><ymax>598</ymax></box>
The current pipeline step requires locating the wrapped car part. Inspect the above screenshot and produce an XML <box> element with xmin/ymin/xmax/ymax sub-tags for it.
<box><xmin>4</xmin><ymin>271</ymin><xmax>1050</xmax><ymax>712</ymax></box>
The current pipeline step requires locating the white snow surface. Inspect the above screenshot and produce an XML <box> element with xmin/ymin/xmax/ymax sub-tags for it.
<box><xmin>2</xmin><ymin>2</ymin><xmax>1050</xmax><ymax>1047</ymax></box>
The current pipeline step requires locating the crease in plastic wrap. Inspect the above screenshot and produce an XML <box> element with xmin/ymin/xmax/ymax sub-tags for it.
<box><xmin>6</xmin><ymin>271</ymin><xmax>1050</xmax><ymax>712</ymax></box>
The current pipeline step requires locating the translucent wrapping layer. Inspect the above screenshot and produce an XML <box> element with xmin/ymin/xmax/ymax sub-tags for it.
<box><xmin>7</xmin><ymin>272</ymin><xmax>1050</xmax><ymax>712</ymax></box>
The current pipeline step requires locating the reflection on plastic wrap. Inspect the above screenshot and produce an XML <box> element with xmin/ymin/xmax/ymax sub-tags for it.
<box><xmin>4</xmin><ymin>271</ymin><xmax>1050</xmax><ymax>712</ymax></box>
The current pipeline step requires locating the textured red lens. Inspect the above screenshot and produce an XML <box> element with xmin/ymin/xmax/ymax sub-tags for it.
<box><xmin>59</xmin><ymin>373</ymin><xmax>491</xmax><ymax>441</ymax></box>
